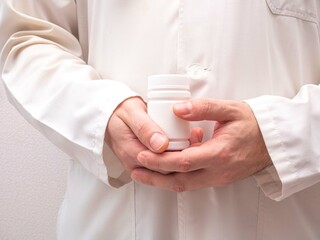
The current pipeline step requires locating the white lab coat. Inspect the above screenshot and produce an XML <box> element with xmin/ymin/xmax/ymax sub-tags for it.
<box><xmin>1</xmin><ymin>0</ymin><xmax>320</xmax><ymax>239</ymax></box>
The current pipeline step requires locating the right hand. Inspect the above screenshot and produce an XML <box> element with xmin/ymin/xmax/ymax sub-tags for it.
<box><xmin>105</xmin><ymin>97</ymin><xmax>170</xmax><ymax>173</ymax></box>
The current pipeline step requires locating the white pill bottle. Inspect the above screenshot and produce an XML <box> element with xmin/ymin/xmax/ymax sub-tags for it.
<box><xmin>147</xmin><ymin>74</ymin><xmax>191</xmax><ymax>151</ymax></box>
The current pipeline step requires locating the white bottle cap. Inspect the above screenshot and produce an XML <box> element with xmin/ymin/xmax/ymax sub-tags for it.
<box><xmin>148</xmin><ymin>74</ymin><xmax>190</xmax><ymax>90</ymax></box>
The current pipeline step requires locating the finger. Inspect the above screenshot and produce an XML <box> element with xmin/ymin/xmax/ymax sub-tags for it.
<box><xmin>111</xmin><ymin>138</ymin><xmax>171</xmax><ymax>174</ymax></box>
<box><xmin>137</xmin><ymin>145</ymin><xmax>212</xmax><ymax>173</ymax></box>
<box><xmin>115</xmin><ymin>97</ymin><xmax>169</xmax><ymax>153</ymax></box>
<box><xmin>173</xmin><ymin>99</ymin><xmax>241</xmax><ymax>121</ymax></box>
<box><xmin>120</xmin><ymin>139</ymin><xmax>148</xmax><ymax>170</ymax></box>
<box><xmin>189</xmin><ymin>127</ymin><xmax>203</xmax><ymax>145</ymax></box>
<box><xmin>107</xmin><ymin>103</ymin><xmax>173</xmax><ymax>174</ymax></box>
<box><xmin>131</xmin><ymin>168</ymin><xmax>207</xmax><ymax>192</ymax></box>
<box><xmin>106</xmin><ymin>113</ymin><xmax>149</xmax><ymax>171</ymax></box>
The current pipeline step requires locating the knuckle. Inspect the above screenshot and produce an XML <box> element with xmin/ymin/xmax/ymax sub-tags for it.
<box><xmin>172</xmin><ymin>175</ymin><xmax>187</xmax><ymax>192</ymax></box>
<box><xmin>172</xmin><ymin>183</ymin><xmax>186</xmax><ymax>193</ymax></box>
<box><xmin>217</xmin><ymin>150</ymin><xmax>229</xmax><ymax>162</ymax></box>
<box><xmin>219</xmin><ymin>172</ymin><xmax>234</xmax><ymax>186</ymax></box>
<box><xmin>178</xmin><ymin>160</ymin><xmax>192</xmax><ymax>172</ymax></box>
<box><xmin>221</xmin><ymin>104</ymin><xmax>229</xmax><ymax>116</ymax></box>
<box><xmin>201</xmin><ymin>99</ymin><xmax>213</xmax><ymax>117</ymax></box>
<box><xmin>214</xmin><ymin>144</ymin><xmax>232</xmax><ymax>162</ymax></box>
<box><xmin>178</xmin><ymin>154</ymin><xmax>192</xmax><ymax>172</ymax></box>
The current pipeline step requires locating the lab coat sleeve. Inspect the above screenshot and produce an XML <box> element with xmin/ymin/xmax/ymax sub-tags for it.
<box><xmin>0</xmin><ymin>1</ymin><xmax>136</xmax><ymax>187</ymax></box>
<box><xmin>245</xmin><ymin>84</ymin><xmax>320</xmax><ymax>201</ymax></box>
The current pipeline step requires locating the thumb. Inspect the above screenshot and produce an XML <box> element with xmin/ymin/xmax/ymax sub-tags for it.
<box><xmin>173</xmin><ymin>99</ymin><xmax>240</xmax><ymax>121</ymax></box>
<box><xmin>115</xmin><ymin>97</ymin><xmax>169</xmax><ymax>153</ymax></box>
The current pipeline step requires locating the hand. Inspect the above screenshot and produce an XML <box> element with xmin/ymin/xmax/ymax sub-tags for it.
<box><xmin>105</xmin><ymin>97</ymin><xmax>169</xmax><ymax>173</ymax></box>
<box><xmin>131</xmin><ymin>99</ymin><xmax>272</xmax><ymax>192</ymax></box>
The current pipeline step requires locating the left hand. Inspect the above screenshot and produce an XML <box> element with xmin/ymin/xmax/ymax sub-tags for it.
<box><xmin>131</xmin><ymin>99</ymin><xmax>272</xmax><ymax>192</ymax></box>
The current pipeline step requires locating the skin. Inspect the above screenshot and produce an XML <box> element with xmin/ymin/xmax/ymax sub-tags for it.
<box><xmin>105</xmin><ymin>96</ymin><xmax>203</xmax><ymax>174</ymax></box>
<box><xmin>105</xmin><ymin>97</ymin><xmax>169</xmax><ymax>173</ymax></box>
<box><xmin>106</xmin><ymin>97</ymin><xmax>272</xmax><ymax>192</ymax></box>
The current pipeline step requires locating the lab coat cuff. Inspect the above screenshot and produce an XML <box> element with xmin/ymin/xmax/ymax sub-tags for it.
<box><xmin>92</xmin><ymin>84</ymin><xmax>139</xmax><ymax>188</ymax></box>
<box><xmin>245</xmin><ymin>97</ymin><xmax>295</xmax><ymax>201</ymax></box>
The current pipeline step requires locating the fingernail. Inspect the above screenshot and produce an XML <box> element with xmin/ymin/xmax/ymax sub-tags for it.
<box><xmin>137</xmin><ymin>152</ymin><xmax>147</xmax><ymax>165</ymax></box>
<box><xmin>150</xmin><ymin>132</ymin><xmax>166</xmax><ymax>151</ymax></box>
<box><xmin>174</xmin><ymin>102</ymin><xmax>192</xmax><ymax>115</ymax></box>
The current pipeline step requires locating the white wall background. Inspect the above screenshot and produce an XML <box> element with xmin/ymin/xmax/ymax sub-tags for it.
<box><xmin>0</xmin><ymin>82</ymin><xmax>69</xmax><ymax>240</ymax></box>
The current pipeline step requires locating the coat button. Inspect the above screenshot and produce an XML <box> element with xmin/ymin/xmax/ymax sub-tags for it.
<box><xmin>186</xmin><ymin>64</ymin><xmax>210</xmax><ymax>80</ymax></box>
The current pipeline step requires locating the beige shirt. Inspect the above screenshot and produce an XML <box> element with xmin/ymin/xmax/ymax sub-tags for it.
<box><xmin>1</xmin><ymin>0</ymin><xmax>320</xmax><ymax>239</ymax></box>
